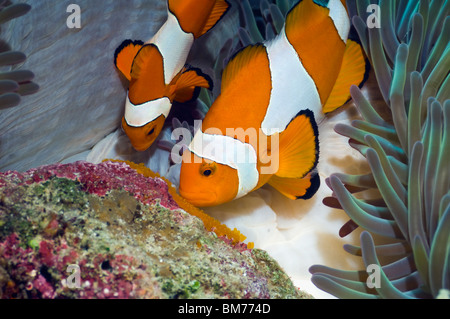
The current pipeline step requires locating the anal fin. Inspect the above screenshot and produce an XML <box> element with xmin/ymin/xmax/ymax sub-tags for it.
<box><xmin>268</xmin><ymin>171</ymin><xmax>320</xmax><ymax>200</ymax></box>
<box><xmin>323</xmin><ymin>39</ymin><xmax>369</xmax><ymax>113</ymax></box>
<box><xmin>276</xmin><ymin>109</ymin><xmax>319</xmax><ymax>179</ymax></box>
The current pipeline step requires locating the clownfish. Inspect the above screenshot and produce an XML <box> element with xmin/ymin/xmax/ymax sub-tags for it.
<box><xmin>179</xmin><ymin>0</ymin><xmax>368</xmax><ymax>207</ymax></box>
<box><xmin>114</xmin><ymin>0</ymin><xmax>230</xmax><ymax>151</ymax></box>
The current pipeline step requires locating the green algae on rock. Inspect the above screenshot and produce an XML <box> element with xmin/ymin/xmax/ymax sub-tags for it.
<box><xmin>0</xmin><ymin>161</ymin><xmax>309</xmax><ymax>299</ymax></box>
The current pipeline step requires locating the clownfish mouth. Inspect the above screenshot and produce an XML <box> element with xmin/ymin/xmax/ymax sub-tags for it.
<box><xmin>178</xmin><ymin>189</ymin><xmax>217</xmax><ymax>207</ymax></box>
<box><xmin>131</xmin><ymin>141</ymin><xmax>154</xmax><ymax>152</ymax></box>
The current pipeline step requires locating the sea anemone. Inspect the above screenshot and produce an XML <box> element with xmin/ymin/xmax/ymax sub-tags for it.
<box><xmin>0</xmin><ymin>2</ymin><xmax>38</xmax><ymax>110</ymax></box>
<box><xmin>310</xmin><ymin>0</ymin><xmax>449</xmax><ymax>298</ymax></box>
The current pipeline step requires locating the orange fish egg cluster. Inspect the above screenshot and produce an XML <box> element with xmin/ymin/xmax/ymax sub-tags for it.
<box><xmin>105</xmin><ymin>159</ymin><xmax>253</xmax><ymax>248</ymax></box>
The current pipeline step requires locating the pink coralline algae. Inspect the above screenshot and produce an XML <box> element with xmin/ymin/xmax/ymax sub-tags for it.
<box><xmin>0</xmin><ymin>161</ymin><xmax>178</xmax><ymax>209</ymax></box>
<box><xmin>0</xmin><ymin>160</ymin><xmax>309</xmax><ymax>299</ymax></box>
<box><xmin>0</xmin><ymin>234</ymin><xmax>63</xmax><ymax>299</ymax></box>
<box><xmin>0</xmin><ymin>233</ymin><xmax>147</xmax><ymax>299</ymax></box>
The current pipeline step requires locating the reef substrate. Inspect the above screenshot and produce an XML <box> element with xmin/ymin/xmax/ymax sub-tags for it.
<box><xmin>0</xmin><ymin>161</ymin><xmax>309</xmax><ymax>299</ymax></box>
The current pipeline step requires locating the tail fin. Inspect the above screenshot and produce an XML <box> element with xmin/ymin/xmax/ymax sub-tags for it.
<box><xmin>169</xmin><ymin>0</ymin><xmax>230</xmax><ymax>38</ymax></box>
<box><xmin>198</xmin><ymin>0</ymin><xmax>230</xmax><ymax>37</ymax></box>
<box><xmin>322</xmin><ymin>39</ymin><xmax>369</xmax><ymax>113</ymax></box>
<box><xmin>114</xmin><ymin>40</ymin><xmax>144</xmax><ymax>81</ymax></box>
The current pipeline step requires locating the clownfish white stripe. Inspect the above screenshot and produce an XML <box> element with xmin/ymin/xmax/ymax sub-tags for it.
<box><xmin>327</xmin><ymin>0</ymin><xmax>350</xmax><ymax>43</ymax></box>
<box><xmin>124</xmin><ymin>95</ymin><xmax>171</xmax><ymax>127</ymax></box>
<box><xmin>188</xmin><ymin>130</ymin><xmax>259</xmax><ymax>199</ymax></box>
<box><xmin>148</xmin><ymin>11</ymin><xmax>194</xmax><ymax>84</ymax></box>
<box><xmin>262</xmin><ymin>28</ymin><xmax>322</xmax><ymax>135</ymax></box>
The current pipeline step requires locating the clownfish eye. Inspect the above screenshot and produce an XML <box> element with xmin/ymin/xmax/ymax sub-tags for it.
<box><xmin>200</xmin><ymin>163</ymin><xmax>216</xmax><ymax>177</ymax></box>
<box><xmin>203</xmin><ymin>169</ymin><xmax>212</xmax><ymax>176</ymax></box>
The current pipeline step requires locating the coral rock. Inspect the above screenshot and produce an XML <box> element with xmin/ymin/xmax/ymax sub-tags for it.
<box><xmin>0</xmin><ymin>161</ymin><xmax>309</xmax><ymax>299</ymax></box>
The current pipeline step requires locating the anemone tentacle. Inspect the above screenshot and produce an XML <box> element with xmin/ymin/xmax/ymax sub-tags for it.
<box><xmin>311</xmin><ymin>0</ymin><xmax>450</xmax><ymax>299</ymax></box>
<box><xmin>0</xmin><ymin>3</ymin><xmax>39</xmax><ymax>110</ymax></box>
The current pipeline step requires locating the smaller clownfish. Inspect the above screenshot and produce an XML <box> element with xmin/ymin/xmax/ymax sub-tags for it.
<box><xmin>114</xmin><ymin>0</ymin><xmax>230</xmax><ymax>151</ymax></box>
<box><xmin>179</xmin><ymin>0</ymin><xmax>368</xmax><ymax>207</ymax></box>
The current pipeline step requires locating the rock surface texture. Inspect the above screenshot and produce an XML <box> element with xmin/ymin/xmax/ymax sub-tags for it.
<box><xmin>0</xmin><ymin>161</ymin><xmax>309</xmax><ymax>299</ymax></box>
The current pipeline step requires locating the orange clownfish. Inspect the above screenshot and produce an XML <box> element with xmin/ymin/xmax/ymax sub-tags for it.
<box><xmin>114</xmin><ymin>0</ymin><xmax>230</xmax><ymax>151</ymax></box>
<box><xmin>179</xmin><ymin>0</ymin><xmax>367</xmax><ymax>207</ymax></box>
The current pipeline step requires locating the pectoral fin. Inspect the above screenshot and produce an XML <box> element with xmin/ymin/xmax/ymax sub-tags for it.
<box><xmin>169</xmin><ymin>68</ymin><xmax>212</xmax><ymax>103</ymax></box>
<box><xmin>276</xmin><ymin>109</ymin><xmax>319</xmax><ymax>179</ymax></box>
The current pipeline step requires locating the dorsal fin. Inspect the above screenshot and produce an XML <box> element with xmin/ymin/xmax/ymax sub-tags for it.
<box><xmin>114</xmin><ymin>39</ymin><xmax>144</xmax><ymax>81</ymax></box>
<box><xmin>221</xmin><ymin>44</ymin><xmax>268</xmax><ymax>91</ymax></box>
